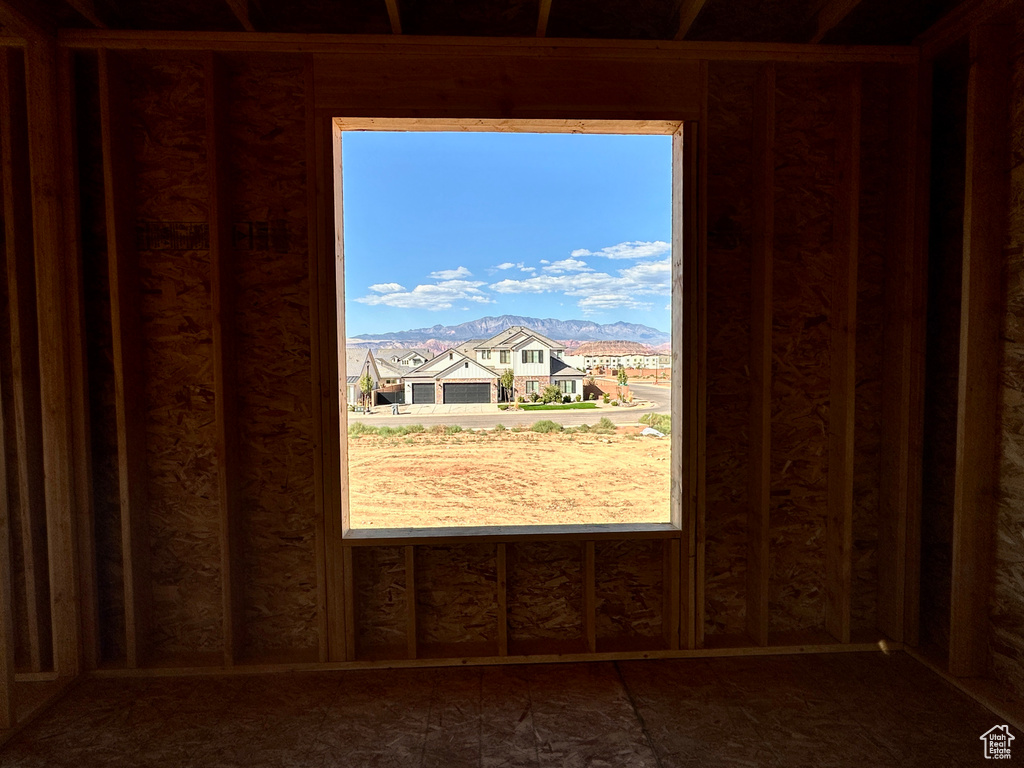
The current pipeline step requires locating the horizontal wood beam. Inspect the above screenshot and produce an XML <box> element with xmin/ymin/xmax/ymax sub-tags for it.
<box><xmin>810</xmin><ymin>0</ymin><xmax>861</xmax><ymax>43</ymax></box>
<box><xmin>949</xmin><ymin>22</ymin><xmax>1011</xmax><ymax>678</ymax></box>
<box><xmin>56</xmin><ymin>30</ymin><xmax>920</xmax><ymax>62</ymax></box>
<box><xmin>674</xmin><ymin>0</ymin><xmax>708</xmax><ymax>41</ymax></box>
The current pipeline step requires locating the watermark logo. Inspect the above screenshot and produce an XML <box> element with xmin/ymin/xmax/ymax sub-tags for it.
<box><xmin>980</xmin><ymin>725</ymin><xmax>1015</xmax><ymax>759</ymax></box>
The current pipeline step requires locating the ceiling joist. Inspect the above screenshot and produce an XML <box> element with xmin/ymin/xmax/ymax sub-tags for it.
<box><xmin>915</xmin><ymin>0</ymin><xmax>1014</xmax><ymax>59</ymax></box>
<box><xmin>223</xmin><ymin>0</ymin><xmax>256</xmax><ymax>32</ymax></box>
<box><xmin>65</xmin><ymin>0</ymin><xmax>107</xmax><ymax>28</ymax></box>
<box><xmin>0</xmin><ymin>0</ymin><xmax>55</xmax><ymax>39</ymax></box>
<box><xmin>810</xmin><ymin>0</ymin><xmax>862</xmax><ymax>43</ymax></box>
<box><xmin>674</xmin><ymin>0</ymin><xmax>708</xmax><ymax>41</ymax></box>
<box><xmin>536</xmin><ymin>0</ymin><xmax>552</xmax><ymax>37</ymax></box>
<box><xmin>384</xmin><ymin>0</ymin><xmax>402</xmax><ymax>34</ymax></box>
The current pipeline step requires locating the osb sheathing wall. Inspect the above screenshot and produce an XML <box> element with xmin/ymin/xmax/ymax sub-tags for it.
<box><xmin>994</xmin><ymin>13</ymin><xmax>1024</xmax><ymax>700</ymax></box>
<box><xmin>56</xmin><ymin>47</ymin><xmax>918</xmax><ymax>667</ymax></box>
<box><xmin>703</xmin><ymin>61</ymin><xmax>895</xmax><ymax>639</ymax></box>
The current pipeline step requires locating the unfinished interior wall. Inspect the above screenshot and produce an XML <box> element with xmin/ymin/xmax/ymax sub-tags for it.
<box><xmin>993</xmin><ymin>13</ymin><xmax>1024</xmax><ymax>700</ymax></box>
<box><xmin>50</xmin><ymin>44</ymin><xmax>919</xmax><ymax>669</ymax></box>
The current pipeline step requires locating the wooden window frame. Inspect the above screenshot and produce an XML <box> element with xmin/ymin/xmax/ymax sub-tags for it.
<box><xmin>322</xmin><ymin>117</ymin><xmax>698</xmax><ymax>546</ymax></box>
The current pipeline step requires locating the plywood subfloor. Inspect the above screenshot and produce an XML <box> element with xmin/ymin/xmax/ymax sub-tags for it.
<box><xmin>0</xmin><ymin>653</ymin><xmax>1009</xmax><ymax>767</ymax></box>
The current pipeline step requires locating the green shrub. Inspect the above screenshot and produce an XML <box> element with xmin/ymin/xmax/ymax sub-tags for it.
<box><xmin>445</xmin><ymin>425</ymin><xmax>463</xmax><ymax>435</ymax></box>
<box><xmin>493</xmin><ymin>424</ymin><xmax>506</xmax><ymax>432</ymax></box>
<box><xmin>593</xmin><ymin>417</ymin><xmax>616</xmax><ymax>434</ymax></box>
<box><xmin>510</xmin><ymin>426</ymin><xmax>524</xmax><ymax>433</ymax></box>
<box><xmin>575</xmin><ymin>394</ymin><xmax>582</xmax><ymax>402</ymax></box>
<box><xmin>348</xmin><ymin>421</ymin><xmax>374</xmax><ymax>436</ymax></box>
<box><xmin>530</xmin><ymin>419</ymin><xmax>563</xmax><ymax>433</ymax></box>
<box><xmin>611</xmin><ymin>400</ymin><xmax>619</xmax><ymax>406</ymax></box>
<box><xmin>576</xmin><ymin>423</ymin><xmax>591</xmax><ymax>432</ymax></box>
<box><xmin>498</xmin><ymin>403</ymin><xmax>509</xmax><ymax>411</ymax></box>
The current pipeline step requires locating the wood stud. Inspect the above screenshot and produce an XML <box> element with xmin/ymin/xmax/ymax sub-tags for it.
<box><xmin>25</xmin><ymin>35</ymin><xmax>80</xmax><ymax>678</ymax></box>
<box><xmin>949</xmin><ymin>22</ymin><xmax>1011</xmax><ymax>678</ymax></box>
<box><xmin>747</xmin><ymin>62</ymin><xmax>775</xmax><ymax>647</ymax></box>
<box><xmin>825</xmin><ymin>66</ymin><xmax>861</xmax><ymax>644</ymax></box>
<box><xmin>205</xmin><ymin>52</ymin><xmax>243</xmax><ymax>666</ymax></box>
<box><xmin>1</xmin><ymin>46</ymin><xmax>50</xmax><ymax>673</ymax></box>
<box><xmin>99</xmin><ymin>49</ymin><xmax>150</xmax><ymax>669</ymax></box>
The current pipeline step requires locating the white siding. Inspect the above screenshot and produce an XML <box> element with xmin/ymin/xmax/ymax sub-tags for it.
<box><xmin>513</xmin><ymin>338</ymin><xmax>549</xmax><ymax>376</ymax></box>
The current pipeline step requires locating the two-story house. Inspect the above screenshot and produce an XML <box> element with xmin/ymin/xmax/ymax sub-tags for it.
<box><xmin>401</xmin><ymin>326</ymin><xmax>585</xmax><ymax>404</ymax></box>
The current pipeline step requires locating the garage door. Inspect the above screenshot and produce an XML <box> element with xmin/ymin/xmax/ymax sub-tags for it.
<box><xmin>411</xmin><ymin>384</ymin><xmax>435</xmax><ymax>404</ymax></box>
<box><xmin>443</xmin><ymin>383</ymin><xmax>491</xmax><ymax>404</ymax></box>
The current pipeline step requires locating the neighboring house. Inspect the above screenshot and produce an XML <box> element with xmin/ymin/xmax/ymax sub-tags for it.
<box><xmin>344</xmin><ymin>348</ymin><xmax>380</xmax><ymax>408</ymax></box>
<box><xmin>402</xmin><ymin>326</ymin><xmax>585</xmax><ymax>404</ymax></box>
<box><xmin>402</xmin><ymin>347</ymin><xmax>500</xmax><ymax>405</ymax></box>
<box><xmin>376</xmin><ymin>347</ymin><xmax>431</xmax><ymax>369</ymax></box>
<box><xmin>564</xmin><ymin>352</ymin><xmax>667</xmax><ymax>371</ymax></box>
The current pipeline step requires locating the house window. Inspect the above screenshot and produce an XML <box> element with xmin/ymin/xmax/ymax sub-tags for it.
<box><xmin>334</xmin><ymin>118</ymin><xmax>681</xmax><ymax>536</ymax></box>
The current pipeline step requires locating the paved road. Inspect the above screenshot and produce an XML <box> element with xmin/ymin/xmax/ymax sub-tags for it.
<box><xmin>351</xmin><ymin>382</ymin><xmax>672</xmax><ymax>429</ymax></box>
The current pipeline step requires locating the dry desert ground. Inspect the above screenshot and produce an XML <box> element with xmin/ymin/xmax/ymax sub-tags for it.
<box><xmin>347</xmin><ymin>427</ymin><xmax>671</xmax><ymax>529</ymax></box>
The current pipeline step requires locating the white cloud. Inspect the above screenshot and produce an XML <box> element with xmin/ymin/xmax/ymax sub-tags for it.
<box><xmin>368</xmin><ymin>282</ymin><xmax>405</xmax><ymax>293</ymax></box>
<box><xmin>493</xmin><ymin>262</ymin><xmax>518</xmax><ymax>270</ymax></box>
<box><xmin>542</xmin><ymin>258</ymin><xmax>592</xmax><ymax>274</ymax></box>
<box><xmin>571</xmin><ymin>240</ymin><xmax>671</xmax><ymax>260</ymax></box>
<box><xmin>355</xmin><ymin>279</ymin><xmax>494</xmax><ymax>310</ymax></box>
<box><xmin>429</xmin><ymin>266</ymin><xmax>472</xmax><ymax>280</ymax></box>
<box><xmin>578</xmin><ymin>294</ymin><xmax>653</xmax><ymax>313</ymax></box>
<box><xmin>489</xmin><ymin>257</ymin><xmax>670</xmax><ymax>314</ymax></box>
<box><xmin>491</xmin><ymin>261</ymin><xmax>535</xmax><ymax>274</ymax></box>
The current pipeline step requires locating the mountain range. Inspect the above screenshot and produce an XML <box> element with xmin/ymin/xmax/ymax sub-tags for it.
<box><xmin>347</xmin><ymin>315</ymin><xmax>671</xmax><ymax>350</ymax></box>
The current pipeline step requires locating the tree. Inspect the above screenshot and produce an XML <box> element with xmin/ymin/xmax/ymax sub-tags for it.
<box><xmin>541</xmin><ymin>384</ymin><xmax>562</xmax><ymax>404</ymax></box>
<box><xmin>499</xmin><ymin>368</ymin><xmax>515</xmax><ymax>404</ymax></box>
<box><xmin>616</xmin><ymin>366</ymin><xmax>628</xmax><ymax>401</ymax></box>
<box><xmin>358</xmin><ymin>371</ymin><xmax>374</xmax><ymax>411</ymax></box>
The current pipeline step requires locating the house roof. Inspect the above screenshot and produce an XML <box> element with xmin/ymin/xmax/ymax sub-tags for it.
<box><xmin>377</xmin><ymin>347</ymin><xmax>431</xmax><ymax>361</ymax></box>
<box><xmin>453</xmin><ymin>339</ymin><xmax>486</xmax><ymax>357</ymax></box>
<box><xmin>475</xmin><ymin>325</ymin><xmax>564</xmax><ymax>352</ymax></box>
<box><xmin>433</xmin><ymin>357</ymin><xmax>500</xmax><ymax>380</ymax></box>
<box><xmin>344</xmin><ymin>348</ymin><xmax>378</xmax><ymax>384</ymax></box>
<box><xmin>550</xmin><ymin>357</ymin><xmax>585</xmax><ymax>378</ymax></box>
<box><xmin>374</xmin><ymin>359</ymin><xmax>407</xmax><ymax>379</ymax></box>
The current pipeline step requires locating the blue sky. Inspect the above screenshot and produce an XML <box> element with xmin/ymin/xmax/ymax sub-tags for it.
<box><xmin>341</xmin><ymin>131</ymin><xmax>671</xmax><ymax>338</ymax></box>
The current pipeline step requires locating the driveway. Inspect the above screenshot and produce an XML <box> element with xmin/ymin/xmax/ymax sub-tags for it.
<box><xmin>353</xmin><ymin>382</ymin><xmax>672</xmax><ymax>429</ymax></box>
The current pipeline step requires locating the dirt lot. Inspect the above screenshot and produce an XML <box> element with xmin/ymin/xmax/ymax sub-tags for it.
<box><xmin>347</xmin><ymin>428</ymin><xmax>671</xmax><ymax>529</ymax></box>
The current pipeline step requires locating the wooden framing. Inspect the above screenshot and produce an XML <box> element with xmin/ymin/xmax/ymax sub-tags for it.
<box><xmin>57</xmin><ymin>46</ymin><xmax>99</xmax><ymax>671</ymax></box>
<box><xmin>205</xmin><ymin>52</ymin><xmax>243</xmax><ymax>666</ymax></box>
<box><xmin>24</xmin><ymin>34</ymin><xmax>80</xmax><ymax>678</ymax></box>
<box><xmin>825</xmin><ymin>66</ymin><xmax>861</xmax><ymax>645</ymax></box>
<box><xmin>536</xmin><ymin>0</ymin><xmax>552</xmax><ymax>38</ymax></box>
<box><xmin>674</xmin><ymin>0</ymin><xmax>709</xmax><ymax>41</ymax></box>
<box><xmin>877</xmin><ymin>63</ymin><xmax>927</xmax><ymax>645</ymax></box>
<box><xmin>810</xmin><ymin>0</ymin><xmax>862</xmax><ymax>44</ymax></box>
<box><xmin>949</xmin><ymin>22</ymin><xmax>1011</xmax><ymax>678</ymax></box>
<box><xmin>0</xmin><ymin>46</ymin><xmax>50</xmax><ymax>673</ymax></box>
<box><xmin>383</xmin><ymin>0</ymin><xmax>402</xmax><ymax>35</ymax></box>
<box><xmin>98</xmin><ymin>49</ymin><xmax>150</xmax><ymax>669</ymax></box>
<box><xmin>746</xmin><ymin>62</ymin><xmax>775</xmax><ymax>647</ymax></box>
<box><xmin>0</xmin><ymin>299</ymin><xmax>15</xmax><ymax>727</ymax></box>
<box><xmin>223</xmin><ymin>0</ymin><xmax>256</xmax><ymax>33</ymax></box>
<box><xmin>57</xmin><ymin>31</ymin><xmax>919</xmax><ymax>64</ymax></box>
